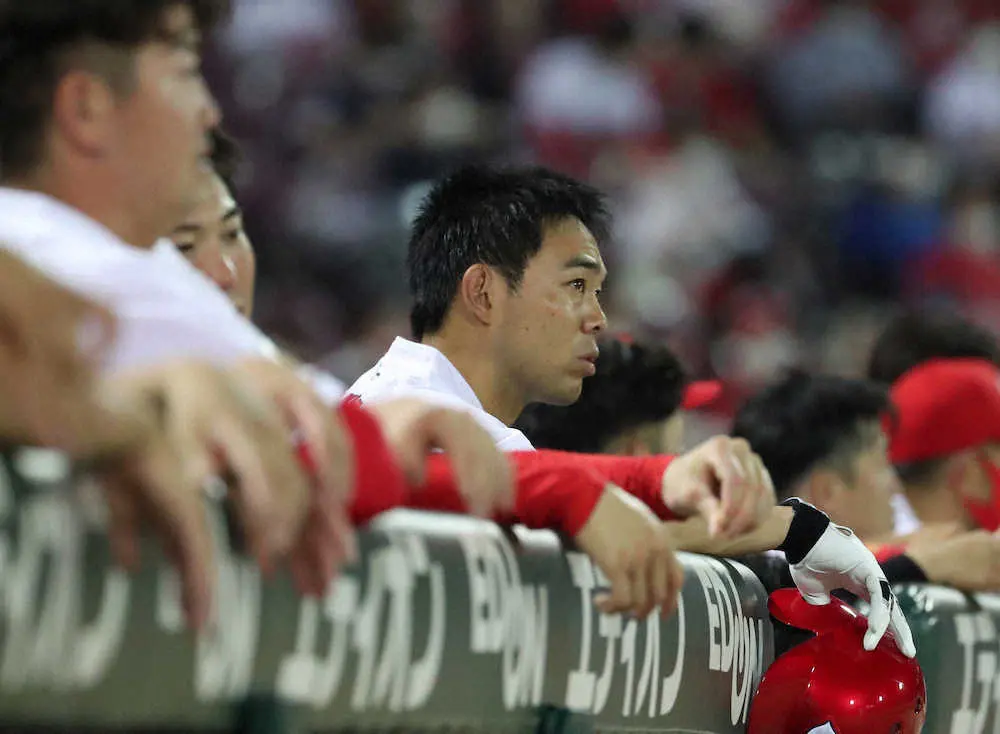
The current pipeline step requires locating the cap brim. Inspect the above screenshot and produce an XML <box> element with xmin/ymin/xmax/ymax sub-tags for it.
<box><xmin>682</xmin><ymin>380</ymin><xmax>723</xmax><ymax>411</ymax></box>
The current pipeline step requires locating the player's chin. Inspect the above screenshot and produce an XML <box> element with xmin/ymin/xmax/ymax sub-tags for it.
<box><xmin>546</xmin><ymin>377</ymin><xmax>584</xmax><ymax>406</ymax></box>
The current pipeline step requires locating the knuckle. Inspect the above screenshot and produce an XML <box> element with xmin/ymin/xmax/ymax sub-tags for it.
<box><xmin>730</xmin><ymin>437</ymin><xmax>750</xmax><ymax>453</ymax></box>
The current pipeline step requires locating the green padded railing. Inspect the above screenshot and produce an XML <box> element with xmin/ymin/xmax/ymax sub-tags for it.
<box><xmin>2</xmin><ymin>447</ymin><xmax>999</xmax><ymax>733</ymax></box>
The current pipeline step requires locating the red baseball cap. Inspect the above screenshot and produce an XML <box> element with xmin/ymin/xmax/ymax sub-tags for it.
<box><xmin>888</xmin><ymin>358</ymin><xmax>1000</xmax><ymax>464</ymax></box>
<box><xmin>682</xmin><ymin>380</ymin><xmax>723</xmax><ymax>411</ymax></box>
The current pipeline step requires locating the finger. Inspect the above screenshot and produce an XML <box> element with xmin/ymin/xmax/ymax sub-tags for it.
<box><xmin>694</xmin><ymin>492</ymin><xmax>725</xmax><ymax>537</ymax></box>
<box><xmin>721</xmin><ymin>445</ymin><xmax>759</xmax><ymax>536</ymax></box>
<box><xmin>729</xmin><ymin>455</ymin><xmax>767</xmax><ymax>536</ymax></box>
<box><xmin>289</xmin><ymin>553</ymin><xmax>315</xmax><ymax>597</ymax></box>
<box><xmin>141</xmin><ymin>452</ymin><xmax>215</xmax><ymax>630</ymax></box>
<box><xmin>210</xmin><ymin>414</ymin><xmax>288</xmax><ymax>566</ymax></box>
<box><xmin>601</xmin><ymin>550</ymin><xmax>636</xmax><ymax>614</ymax></box>
<box><xmin>651</xmin><ymin>542</ymin><xmax>671</xmax><ymax>616</ymax></box>
<box><xmin>891</xmin><ymin>603</ymin><xmax>917</xmax><ymax>658</ymax></box>
<box><xmin>704</xmin><ymin>441</ymin><xmax>748</xmax><ymax>537</ymax></box>
<box><xmin>388</xmin><ymin>423</ymin><xmax>431</xmax><ymax>486</ymax></box>
<box><xmin>863</xmin><ymin>575</ymin><xmax>891</xmax><ymax>652</ymax></box>
<box><xmin>326</xmin><ymin>499</ymin><xmax>359</xmax><ymax>565</ymax></box>
<box><xmin>102</xmin><ymin>475</ymin><xmax>141</xmax><ymax>572</ymax></box>
<box><xmin>288</xmin><ymin>391</ymin><xmax>353</xmax><ymax>504</ymax></box>
<box><xmin>800</xmin><ymin>590</ymin><xmax>832</xmax><ymax>606</ymax></box>
<box><xmin>294</xmin><ymin>517</ymin><xmax>335</xmax><ymax>597</ymax></box>
<box><xmin>490</xmin><ymin>450</ymin><xmax>516</xmax><ymax>513</ymax></box>
<box><xmin>436</xmin><ymin>417</ymin><xmax>494</xmax><ymax>517</ymax></box>
<box><xmin>630</xmin><ymin>547</ymin><xmax>652</xmax><ymax>618</ymax></box>
<box><xmin>594</xmin><ymin>580</ymin><xmax>631</xmax><ymax>615</ymax></box>
<box><xmin>286</xmin><ymin>523</ymin><xmax>322</xmax><ymax>597</ymax></box>
<box><xmin>321</xmin><ymin>408</ymin><xmax>354</xmax><ymax>504</ymax></box>
<box><xmin>667</xmin><ymin>555</ymin><xmax>685</xmax><ymax>616</ymax></box>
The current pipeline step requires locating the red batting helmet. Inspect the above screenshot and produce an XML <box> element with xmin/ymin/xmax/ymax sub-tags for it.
<box><xmin>747</xmin><ymin>589</ymin><xmax>926</xmax><ymax>734</ymax></box>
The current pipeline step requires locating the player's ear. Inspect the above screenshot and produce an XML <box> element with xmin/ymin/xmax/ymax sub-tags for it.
<box><xmin>458</xmin><ymin>263</ymin><xmax>495</xmax><ymax>326</ymax></box>
<box><xmin>802</xmin><ymin>469</ymin><xmax>843</xmax><ymax>512</ymax></box>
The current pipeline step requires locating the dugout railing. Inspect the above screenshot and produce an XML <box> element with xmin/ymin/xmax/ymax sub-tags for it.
<box><xmin>0</xmin><ymin>447</ymin><xmax>996</xmax><ymax>733</ymax></box>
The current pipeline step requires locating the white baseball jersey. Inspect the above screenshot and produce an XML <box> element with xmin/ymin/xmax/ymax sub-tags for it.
<box><xmin>348</xmin><ymin>337</ymin><xmax>534</xmax><ymax>451</ymax></box>
<box><xmin>0</xmin><ymin>188</ymin><xmax>346</xmax><ymax>397</ymax></box>
<box><xmin>891</xmin><ymin>492</ymin><xmax>921</xmax><ymax>535</ymax></box>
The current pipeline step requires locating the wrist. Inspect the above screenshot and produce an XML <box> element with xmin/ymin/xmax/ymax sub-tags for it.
<box><xmin>658</xmin><ymin>456</ymin><xmax>688</xmax><ymax>514</ymax></box>
<box><xmin>777</xmin><ymin>498</ymin><xmax>831</xmax><ymax>564</ymax></box>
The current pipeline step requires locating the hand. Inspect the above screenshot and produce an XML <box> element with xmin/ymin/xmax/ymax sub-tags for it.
<box><xmin>228</xmin><ymin>359</ymin><xmax>357</xmax><ymax>595</ymax></box>
<box><xmin>367</xmin><ymin>398</ymin><xmax>514</xmax><ymax>517</ymax></box>
<box><xmin>574</xmin><ymin>486</ymin><xmax>685</xmax><ymax>618</ymax></box>
<box><xmin>0</xmin><ymin>250</ymin><xmax>129</xmax><ymax>454</ymax></box>
<box><xmin>789</xmin><ymin>523</ymin><xmax>917</xmax><ymax>658</ymax></box>
<box><xmin>660</xmin><ymin>436</ymin><xmax>774</xmax><ymax>538</ymax></box>
<box><xmin>907</xmin><ymin>530</ymin><xmax>1000</xmax><ymax>591</ymax></box>
<box><xmin>98</xmin><ymin>360</ymin><xmax>324</xmax><ymax>628</ymax></box>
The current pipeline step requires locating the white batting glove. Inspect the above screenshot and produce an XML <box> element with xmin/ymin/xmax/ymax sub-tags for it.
<box><xmin>780</xmin><ymin>498</ymin><xmax>917</xmax><ymax>658</ymax></box>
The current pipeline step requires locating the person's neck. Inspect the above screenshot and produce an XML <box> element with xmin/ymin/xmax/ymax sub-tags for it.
<box><xmin>5</xmin><ymin>165</ymin><xmax>162</xmax><ymax>249</ymax></box>
<box><xmin>903</xmin><ymin>483</ymin><xmax>974</xmax><ymax>529</ymax></box>
<box><xmin>423</xmin><ymin>330</ymin><xmax>526</xmax><ymax>425</ymax></box>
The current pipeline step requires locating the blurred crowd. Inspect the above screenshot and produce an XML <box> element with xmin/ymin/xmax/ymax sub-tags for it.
<box><xmin>208</xmin><ymin>0</ymin><xmax>1000</xmax><ymax>434</ymax></box>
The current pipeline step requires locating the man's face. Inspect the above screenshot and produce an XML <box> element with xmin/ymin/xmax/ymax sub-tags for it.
<box><xmin>171</xmin><ymin>173</ymin><xmax>256</xmax><ymax>316</ymax></box>
<box><xmin>112</xmin><ymin>3</ymin><xmax>220</xmax><ymax>236</ymax></box>
<box><xmin>827</xmin><ymin>426</ymin><xmax>901</xmax><ymax>540</ymax></box>
<box><xmin>494</xmin><ymin>217</ymin><xmax>607</xmax><ymax>407</ymax></box>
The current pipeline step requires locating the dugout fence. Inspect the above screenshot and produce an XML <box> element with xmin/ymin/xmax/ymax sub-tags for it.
<box><xmin>0</xmin><ymin>448</ymin><xmax>995</xmax><ymax>733</ymax></box>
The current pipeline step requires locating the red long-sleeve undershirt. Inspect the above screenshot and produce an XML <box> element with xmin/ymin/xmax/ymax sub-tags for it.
<box><xmin>339</xmin><ymin>401</ymin><xmax>677</xmax><ymax>536</ymax></box>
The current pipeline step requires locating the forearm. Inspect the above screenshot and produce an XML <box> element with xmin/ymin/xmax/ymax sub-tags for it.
<box><xmin>670</xmin><ymin>506</ymin><xmax>794</xmax><ymax>556</ymax></box>
<box><xmin>535</xmin><ymin>451</ymin><xmax>678</xmax><ymax>520</ymax></box>
<box><xmin>413</xmin><ymin>450</ymin><xmax>606</xmax><ymax>535</ymax></box>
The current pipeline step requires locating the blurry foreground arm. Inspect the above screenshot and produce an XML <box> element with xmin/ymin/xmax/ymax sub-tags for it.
<box><xmin>0</xmin><ymin>249</ymin><xmax>136</xmax><ymax>454</ymax></box>
<box><xmin>93</xmin><ymin>359</ymin><xmax>355</xmax><ymax>630</ymax></box>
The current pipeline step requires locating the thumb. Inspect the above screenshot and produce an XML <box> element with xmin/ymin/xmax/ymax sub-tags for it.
<box><xmin>800</xmin><ymin>590</ymin><xmax>832</xmax><ymax>606</ymax></box>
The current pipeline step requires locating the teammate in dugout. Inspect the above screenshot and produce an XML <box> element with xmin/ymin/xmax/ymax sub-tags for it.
<box><xmin>177</xmin><ymin>139</ymin><xmax>910</xmax><ymax>648</ymax></box>
<box><xmin>733</xmin><ymin>370</ymin><xmax>1000</xmax><ymax>592</ymax></box>
<box><xmin>168</xmin><ymin>129</ymin><xmax>780</xmax><ymax>621</ymax></box>
<box><xmin>0</xmin><ymin>0</ymin><xmax>530</xmax><ymax>628</ymax></box>
<box><xmin>868</xmin><ymin>306</ymin><xmax>1000</xmax><ymax>536</ymax></box>
<box><xmin>343</xmin><ymin>164</ymin><xmax>913</xmax><ymax>655</ymax></box>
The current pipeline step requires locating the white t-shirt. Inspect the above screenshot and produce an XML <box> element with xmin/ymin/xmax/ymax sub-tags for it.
<box><xmin>348</xmin><ymin>337</ymin><xmax>534</xmax><ymax>452</ymax></box>
<box><xmin>891</xmin><ymin>492</ymin><xmax>921</xmax><ymax>535</ymax></box>
<box><xmin>0</xmin><ymin>188</ymin><xmax>346</xmax><ymax>397</ymax></box>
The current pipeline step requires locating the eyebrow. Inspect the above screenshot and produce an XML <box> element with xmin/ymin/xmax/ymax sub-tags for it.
<box><xmin>172</xmin><ymin>222</ymin><xmax>201</xmax><ymax>236</ymax></box>
<box><xmin>563</xmin><ymin>255</ymin><xmax>607</xmax><ymax>277</ymax></box>
<box><xmin>172</xmin><ymin>206</ymin><xmax>242</xmax><ymax>236</ymax></box>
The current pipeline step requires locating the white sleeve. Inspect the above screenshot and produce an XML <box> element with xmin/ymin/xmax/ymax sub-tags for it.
<box><xmin>297</xmin><ymin>364</ymin><xmax>346</xmax><ymax>406</ymax></box>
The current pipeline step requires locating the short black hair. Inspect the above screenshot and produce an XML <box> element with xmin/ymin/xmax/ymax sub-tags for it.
<box><xmin>515</xmin><ymin>338</ymin><xmax>687</xmax><ymax>453</ymax></box>
<box><xmin>732</xmin><ymin>371</ymin><xmax>891</xmax><ymax>499</ymax></box>
<box><xmin>867</xmin><ymin>305</ymin><xmax>1000</xmax><ymax>384</ymax></box>
<box><xmin>209</xmin><ymin>127</ymin><xmax>242</xmax><ymax>194</ymax></box>
<box><xmin>407</xmin><ymin>164</ymin><xmax>611</xmax><ymax>340</ymax></box>
<box><xmin>0</xmin><ymin>0</ymin><xmax>229</xmax><ymax>178</ymax></box>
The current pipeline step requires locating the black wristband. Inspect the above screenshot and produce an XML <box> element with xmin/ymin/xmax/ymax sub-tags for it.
<box><xmin>778</xmin><ymin>498</ymin><xmax>831</xmax><ymax>564</ymax></box>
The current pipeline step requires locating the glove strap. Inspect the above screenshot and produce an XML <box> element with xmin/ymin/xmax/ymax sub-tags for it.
<box><xmin>778</xmin><ymin>498</ymin><xmax>831</xmax><ymax>564</ymax></box>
